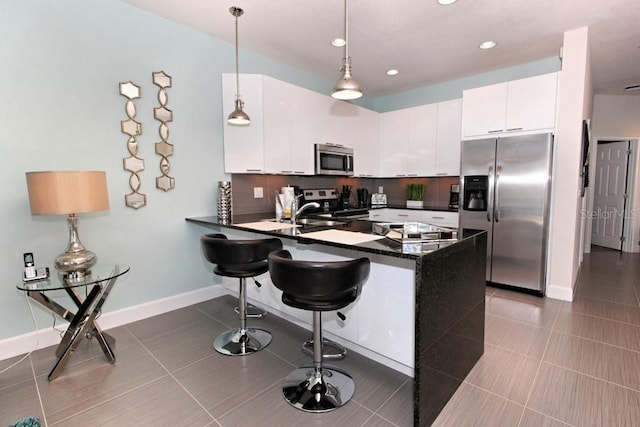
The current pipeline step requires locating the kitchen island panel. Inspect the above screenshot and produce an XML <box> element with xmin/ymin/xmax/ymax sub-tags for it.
<box><xmin>414</xmin><ymin>231</ymin><xmax>486</xmax><ymax>426</ymax></box>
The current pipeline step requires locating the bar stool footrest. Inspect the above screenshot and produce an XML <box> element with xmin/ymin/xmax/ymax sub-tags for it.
<box><xmin>302</xmin><ymin>338</ymin><xmax>347</xmax><ymax>360</ymax></box>
<box><xmin>235</xmin><ymin>303</ymin><xmax>267</xmax><ymax>318</ymax></box>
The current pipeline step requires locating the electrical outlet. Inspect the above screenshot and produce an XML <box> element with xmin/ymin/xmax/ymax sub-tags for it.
<box><xmin>378</xmin><ymin>186</ymin><xmax>384</xmax><ymax>193</ymax></box>
<box><xmin>253</xmin><ymin>187</ymin><xmax>264</xmax><ymax>198</ymax></box>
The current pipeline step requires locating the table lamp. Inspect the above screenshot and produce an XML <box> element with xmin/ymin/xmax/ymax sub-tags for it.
<box><xmin>26</xmin><ymin>171</ymin><xmax>110</xmax><ymax>278</ymax></box>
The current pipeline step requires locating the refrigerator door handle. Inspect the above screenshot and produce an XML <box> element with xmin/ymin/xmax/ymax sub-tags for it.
<box><xmin>495</xmin><ymin>165</ymin><xmax>502</xmax><ymax>222</ymax></box>
<box><xmin>487</xmin><ymin>165</ymin><xmax>493</xmax><ymax>222</ymax></box>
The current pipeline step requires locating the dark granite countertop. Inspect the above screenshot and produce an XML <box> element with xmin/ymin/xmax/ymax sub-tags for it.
<box><xmin>186</xmin><ymin>214</ymin><xmax>478</xmax><ymax>261</ymax></box>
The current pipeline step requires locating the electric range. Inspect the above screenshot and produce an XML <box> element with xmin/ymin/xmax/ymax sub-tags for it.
<box><xmin>301</xmin><ymin>188</ymin><xmax>369</xmax><ymax>218</ymax></box>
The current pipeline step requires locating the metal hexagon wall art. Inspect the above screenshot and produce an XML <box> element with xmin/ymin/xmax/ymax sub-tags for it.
<box><xmin>152</xmin><ymin>71</ymin><xmax>175</xmax><ymax>191</ymax></box>
<box><xmin>119</xmin><ymin>81</ymin><xmax>147</xmax><ymax>209</ymax></box>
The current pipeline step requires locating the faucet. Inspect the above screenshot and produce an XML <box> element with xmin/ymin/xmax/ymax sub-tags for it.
<box><xmin>291</xmin><ymin>196</ymin><xmax>320</xmax><ymax>224</ymax></box>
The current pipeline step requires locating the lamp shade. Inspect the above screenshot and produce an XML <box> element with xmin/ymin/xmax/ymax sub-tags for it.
<box><xmin>26</xmin><ymin>171</ymin><xmax>109</xmax><ymax>215</ymax></box>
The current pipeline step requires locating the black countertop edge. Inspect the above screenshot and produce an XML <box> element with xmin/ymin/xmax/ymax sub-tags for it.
<box><xmin>370</xmin><ymin>204</ymin><xmax>458</xmax><ymax>213</ymax></box>
<box><xmin>186</xmin><ymin>215</ymin><xmax>482</xmax><ymax>261</ymax></box>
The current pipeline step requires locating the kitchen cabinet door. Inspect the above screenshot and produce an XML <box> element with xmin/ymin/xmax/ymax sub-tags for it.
<box><xmin>435</xmin><ymin>98</ymin><xmax>462</xmax><ymax>176</ymax></box>
<box><xmin>506</xmin><ymin>72</ymin><xmax>558</xmax><ymax>133</ymax></box>
<box><xmin>461</xmin><ymin>82</ymin><xmax>508</xmax><ymax>138</ymax></box>
<box><xmin>263</xmin><ymin>76</ymin><xmax>314</xmax><ymax>175</ymax></box>
<box><xmin>407</xmin><ymin>104</ymin><xmax>437</xmax><ymax>176</ymax></box>
<box><xmin>420</xmin><ymin>211</ymin><xmax>459</xmax><ymax>228</ymax></box>
<box><xmin>222</xmin><ymin>74</ymin><xmax>265</xmax><ymax>173</ymax></box>
<box><xmin>384</xmin><ymin>209</ymin><xmax>422</xmax><ymax>222</ymax></box>
<box><xmin>350</xmin><ymin>106</ymin><xmax>380</xmax><ymax>177</ymax></box>
<box><xmin>357</xmin><ymin>256</ymin><xmax>415</xmax><ymax>367</ymax></box>
<box><xmin>462</xmin><ymin>73</ymin><xmax>558</xmax><ymax>139</ymax></box>
<box><xmin>379</xmin><ymin>109</ymin><xmax>408</xmax><ymax>177</ymax></box>
<box><xmin>368</xmin><ymin>208</ymin><xmax>389</xmax><ymax>222</ymax></box>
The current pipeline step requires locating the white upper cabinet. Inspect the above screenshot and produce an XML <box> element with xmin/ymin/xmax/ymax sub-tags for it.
<box><xmin>263</xmin><ymin>76</ymin><xmax>314</xmax><ymax>175</ymax></box>
<box><xmin>379</xmin><ymin>109</ymin><xmax>409</xmax><ymax>177</ymax></box>
<box><xmin>351</xmin><ymin>108</ymin><xmax>380</xmax><ymax>177</ymax></box>
<box><xmin>461</xmin><ymin>82</ymin><xmax>507</xmax><ymax>137</ymax></box>
<box><xmin>222</xmin><ymin>74</ymin><xmax>377</xmax><ymax>176</ymax></box>
<box><xmin>379</xmin><ymin>100</ymin><xmax>461</xmax><ymax>178</ymax></box>
<box><xmin>461</xmin><ymin>72</ymin><xmax>558</xmax><ymax>139</ymax></box>
<box><xmin>222</xmin><ymin>74</ymin><xmax>265</xmax><ymax>173</ymax></box>
<box><xmin>328</xmin><ymin>100</ymin><xmax>380</xmax><ymax>177</ymax></box>
<box><xmin>505</xmin><ymin>72</ymin><xmax>558</xmax><ymax>133</ymax></box>
<box><xmin>435</xmin><ymin>98</ymin><xmax>462</xmax><ymax>176</ymax></box>
<box><xmin>407</xmin><ymin>104</ymin><xmax>438</xmax><ymax>177</ymax></box>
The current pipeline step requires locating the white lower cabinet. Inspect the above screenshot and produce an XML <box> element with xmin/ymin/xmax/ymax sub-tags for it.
<box><xmin>369</xmin><ymin>208</ymin><xmax>419</xmax><ymax>222</ymax></box>
<box><xmin>222</xmin><ymin>229</ymin><xmax>416</xmax><ymax>370</ymax></box>
<box><xmin>369</xmin><ymin>208</ymin><xmax>459</xmax><ymax>228</ymax></box>
<box><xmin>420</xmin><ymin>211</ymin><xmax>459</xmax><ymax>228</ymax></box>
<box><xmin>356</xmin><ymin>255</ymin><xmax>415</xmax><ymax>367</ymax></box>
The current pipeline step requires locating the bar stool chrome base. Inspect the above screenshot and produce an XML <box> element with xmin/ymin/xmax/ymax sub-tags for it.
<box><xmin>213</xmin><ymin>327</ymin><xmax>272</xmax><ymax>356</ymax></box>
<box><xmin>302</xmin><ymin>338</ymin><xmax>347</xmax><ymax>360</ymax></box>
<box><xmin>282</xmin><ymin>366</ymin><xmax>355</xmax><ymax>412</ymax></box>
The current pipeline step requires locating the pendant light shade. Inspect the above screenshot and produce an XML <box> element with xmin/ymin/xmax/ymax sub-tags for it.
<box><xmin>332</xmin><ymin>0</ymin><xmax>362</xmax><ymax>100</ymax></box>
<box><xmin>228</xmin><ymin>6</ymin><xmax>250</xmax><ymax>125</ymax></box>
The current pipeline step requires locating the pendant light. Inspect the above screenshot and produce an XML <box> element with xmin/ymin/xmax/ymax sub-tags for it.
<box><xmin>228</xmin><ymin>6</ymin><xmax>250</xmax><ymax>125</ymax></box>
<box><xmin>331</xmin><ymin>0</ymin><xmax>362</xmax><ymax>100</ymax></box>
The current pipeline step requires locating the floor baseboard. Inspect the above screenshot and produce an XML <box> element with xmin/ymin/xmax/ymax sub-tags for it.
<box><xmin>0</xmin><ymin>285</ymin><xmax>228</xmax><ymax>362</ymax></box>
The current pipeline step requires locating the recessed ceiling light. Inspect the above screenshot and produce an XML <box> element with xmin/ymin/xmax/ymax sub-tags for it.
<box><xmin>624</xmin><ymin>84</ymin><xmax>640</xmax><ymax>92</ymax></box>
<box><xmin>437</xmin><ymin>0</ymin><xmax>457</xmax><ymax>5</ymax></box>
<box><xmin>386</xmin><ymin>69</ymin><xmax>399</xmax><ymax>76</ymax></box>
<box><xmin>479</xmin><ymin>40</ymin><xmax>497</xmax><ymax>50</ymax></box>
<box><xmin>331</xmin><ymin>38</ymin><xmax>346</xmax><ymax>47</ymax></box>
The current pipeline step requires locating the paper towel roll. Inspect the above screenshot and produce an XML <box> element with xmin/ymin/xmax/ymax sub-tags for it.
<box><xmin>281</xmin><ymin>187</ymin><xmax>295</xmax><ymax>218</ymax></box>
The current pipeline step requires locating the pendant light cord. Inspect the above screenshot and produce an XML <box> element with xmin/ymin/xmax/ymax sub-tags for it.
<box><xmin>234</xmin><ymin>12</ymin><xmax>240</xmax><ymax>98</ymax></box>
<box><xmin>344</xmin><ymin>0</ymin><xmax>349</xmax><ymax>62</ymax></box>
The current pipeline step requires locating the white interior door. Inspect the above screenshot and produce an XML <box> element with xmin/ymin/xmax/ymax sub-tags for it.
<box><xmin>591</xmin><ymin>140</ymin><xmax>629</xmax><ymax>249</ymax></box>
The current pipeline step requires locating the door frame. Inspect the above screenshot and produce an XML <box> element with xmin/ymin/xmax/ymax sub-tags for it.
<box><xmin>586</xmin><ymin>138</ymin><xmax>639</xmax><ymax>253</ymax></box>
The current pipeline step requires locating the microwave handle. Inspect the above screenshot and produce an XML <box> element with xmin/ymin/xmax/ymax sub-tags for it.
<box><xmin>344</xmin><ymin>155</ymin><xmax>351</xmax><ymax>172</ymax></box>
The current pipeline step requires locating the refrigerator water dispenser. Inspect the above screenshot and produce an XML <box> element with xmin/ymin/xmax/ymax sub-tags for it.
<box><xmin>463</xmin><ymin>176</ymin><xmax>488</xmax><ymax>211</ymax></box>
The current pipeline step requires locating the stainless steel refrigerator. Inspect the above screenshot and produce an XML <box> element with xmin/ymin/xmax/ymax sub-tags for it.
<box><xmin>459</xmin><ymin>133</ymin><xmax>553</xmax><ymax>294</ymax></box>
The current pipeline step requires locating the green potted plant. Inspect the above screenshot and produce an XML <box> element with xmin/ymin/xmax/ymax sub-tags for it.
<box><xmin>406</xmin><ymin>183</ymin><xmax>425</xmax><ymax>208</ymax></box>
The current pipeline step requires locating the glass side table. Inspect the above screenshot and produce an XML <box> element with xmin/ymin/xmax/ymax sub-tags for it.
<box><xmin>16</xmin><ymin>264</ymin><xmax>130</xmax><ymax>380</ymax></box>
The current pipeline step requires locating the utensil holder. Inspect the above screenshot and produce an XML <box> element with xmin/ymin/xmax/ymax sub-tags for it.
<box><xmin>218</xmin><ymin>181</ymin><xmax>233</xmax><ymax>223</ymax></box>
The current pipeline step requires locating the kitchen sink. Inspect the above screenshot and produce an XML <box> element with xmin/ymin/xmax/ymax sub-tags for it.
<box><xmin>260</xmin><ymin>218</ymin><xmax>346</xmax><ymax>228</ymax></box>
<box><xmin>295</xmin><ymin>218</ymin><xmax>346</xmax><ymax>227</ymax></box>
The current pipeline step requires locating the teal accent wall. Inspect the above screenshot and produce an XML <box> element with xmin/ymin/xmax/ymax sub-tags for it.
<box><xmin>0</xmin><ymin>0</ymin><xmax>561</xmax><ymax>342</ymax></box>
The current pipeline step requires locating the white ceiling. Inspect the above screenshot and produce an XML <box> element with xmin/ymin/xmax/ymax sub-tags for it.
<box><xmin>120</xmin><ymin>0</ymin><xmax>640</xmax><ymax>97</ymax></box>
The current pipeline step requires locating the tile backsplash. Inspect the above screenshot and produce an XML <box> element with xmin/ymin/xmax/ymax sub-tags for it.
<box><xmin>230</xmin><ymin>174</ymin><xmax>459</xmax><ymax>214</ymax></box>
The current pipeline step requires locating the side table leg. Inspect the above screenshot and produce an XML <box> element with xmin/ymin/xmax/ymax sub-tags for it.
<box><xmin>48</xmin><ymin>285</ymin><xmax>102</xmax><ymax>380</ymax></box>
<box><xmin>91</xmin><ymin>323</ymin><xmax>115</xmax><ymax>363</ymax></box>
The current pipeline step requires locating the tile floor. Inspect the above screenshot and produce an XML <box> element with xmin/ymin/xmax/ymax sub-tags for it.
<box><xmin>2</xmin><ymin>246</ymin><xmax>640</xmax><ymax>426</ymax></box>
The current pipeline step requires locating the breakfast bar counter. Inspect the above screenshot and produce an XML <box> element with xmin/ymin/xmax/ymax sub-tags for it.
<box><xmin>186</xmin><ymin>214</ymin><xmax>486</xmax><ymax>426</ymax></box>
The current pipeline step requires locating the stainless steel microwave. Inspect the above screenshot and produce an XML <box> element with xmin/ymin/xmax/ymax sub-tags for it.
<box><xmin>314</xmin><ymin>143</ymin><xmax>354</xmax><ymax>176</ymax></box>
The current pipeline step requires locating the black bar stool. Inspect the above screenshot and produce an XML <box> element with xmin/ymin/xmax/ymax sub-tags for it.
<box><xmin>201</xmin><ymin>233</ymin><xmax>282</xmax><ymax>356</ymax></box>
<box><xmin>268</xmin><ymin>249</ymin><xmax>370</xmax><ymax>412</ymax></box>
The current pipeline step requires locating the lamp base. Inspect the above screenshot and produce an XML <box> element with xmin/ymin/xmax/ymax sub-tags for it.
<box><xmin>55</xmin><ymin>249</ymin><xmax>97</xmax><ymax>278</ymax></box>
<box><xmin>54</xmin><ymin>214</ymin><xmax>98</xmax><ymax>278</ymax></box>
